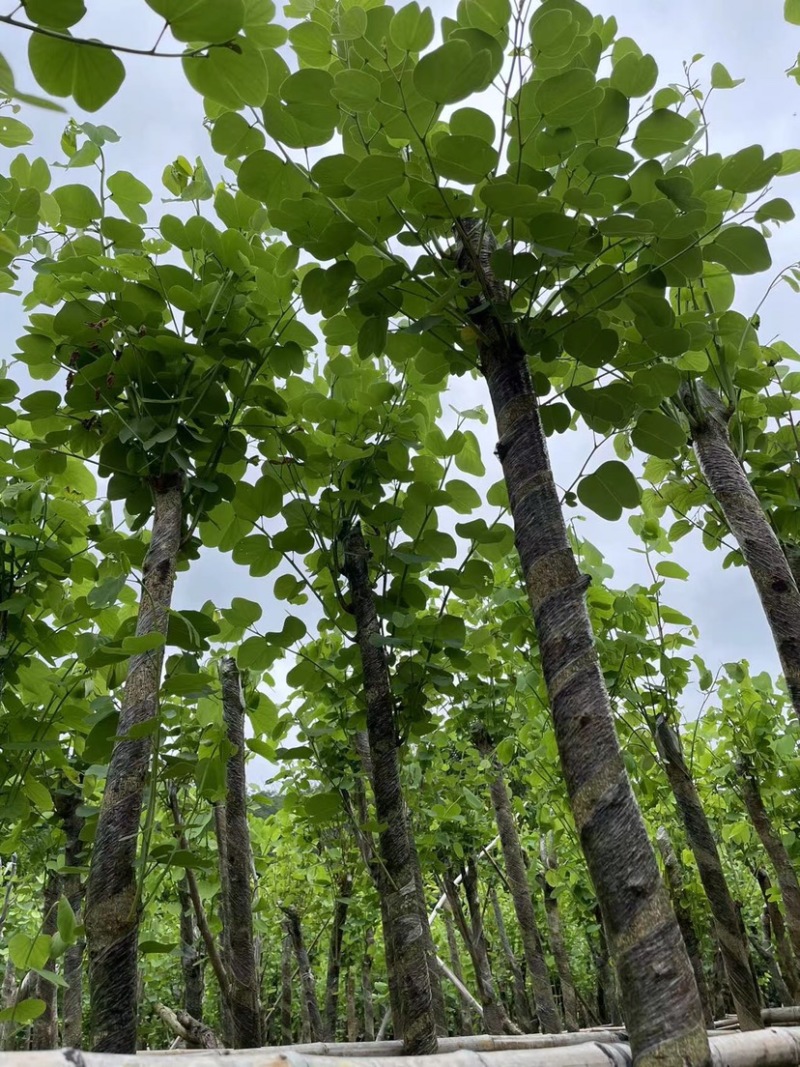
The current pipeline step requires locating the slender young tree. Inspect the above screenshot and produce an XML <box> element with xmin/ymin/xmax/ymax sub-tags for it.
<box><xmin>538</xmin><ymin>839</ymin><xmax>579</xmax><ymax>1033</ymax></box>
<box><xmin>54</xmin><ymin>788</ymin><xmax>84</xmax><ymax>1048</ymax></box>
<box><xmin>756</xmin><ymin>868</ymin><xmax>800</xmax><ymax>1001</ymax></box>
<box><xmin>654</xmin><ymin>718</ymin><xmax>763</xmax><ymax>1030</ymax></box>
<box><xmin>681</xmin><ymin>382</ymin><xmax>800</xmax><ymax>726</ymax></box>
<box><xmin>341</xmin><ymin>522</ymin><xmax>437</xmax><ymax>1055</ymax></box>
<box><xmin>473</xmin><ymin>725</ymin><xmax>560</xmax><ymax>1032</ymax></box>
<box><xmin>84</xmin><ymin>475</ymin><xmax>183</xmax><ymax>1053</ymax></box>
<box><xmin>30</xmin><ymin>871</ymin><xmax>58</xmax><ymax>1050</ymax></box>
<box><xmin>455</xmin><ymin>219</ymin><xmax>710</xmax><ymax>1064</ymax></box>
<box><xmin>282</xmin><ymin>907</ymin><xmax>323</xmax><ymax>1043</ymax></box>
<box><xmin>323</xmin><ymin>873</ymin><xmax>352</xmax><ymax>1042</ymax></box>
<box><xmin>489</xmin><ymin>884</ymin><xmax>534</xmax><ymax>1032</ymax></box>
<box><xmin>737</xmin><ymin>755</ymin><xmax>800</xmax><ymax>965</ymax></box>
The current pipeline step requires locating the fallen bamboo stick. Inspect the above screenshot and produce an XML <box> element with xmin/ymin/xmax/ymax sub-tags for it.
<box><xmin>7</xmin><ymin>1026</ymin><xmax>800</xmax><ymax>1067</ymax></box>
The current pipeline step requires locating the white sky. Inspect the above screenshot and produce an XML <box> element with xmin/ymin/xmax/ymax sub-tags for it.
<box><xmin>1</xmin><ymin>1</ymin><xmax>799</xmax><ymax>756</ymax></box>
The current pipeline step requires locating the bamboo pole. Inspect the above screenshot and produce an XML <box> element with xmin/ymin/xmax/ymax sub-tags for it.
<box><xmin>9</xmin><ymin>1027</ymin><xmax>800</xmax><ymax>1066</ymax></box>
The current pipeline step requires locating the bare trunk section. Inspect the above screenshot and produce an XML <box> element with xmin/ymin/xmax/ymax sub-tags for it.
<box><xmin>323</xmin><ymin>874</ymin><xmax>352</xmax><ymax>1042</ymax></box>
<box><xmin>472</xmin><ymin>729</ymin><xmax>559</xmax><ymax>1032</ymax></box>
<box><xmin>218</xmin><ymin>657</ymin><xmax>261</xmax><ymax>1048</ymax></box>
<box><xmin>84</xmin><ymin>475</ymin><xmax>182</xmax><ymax>1053</ymax></box>
<box><xmin>683</xmin><ymin>382</ymin><xmax>800</xmax><ymax>725</ymax></box>
<box><xmin>362</xmin><ymin>930</ymin><xmax>374</xmax><ymax>1043</ymax></box>
<box><xmin>30</xmin><ymin>872</ymin><xmax>58</xmax><ymax>1050</ymax></box>
<box><xmin>346</xmin><ymin>971</ymin><xmax>357</xmax><ymax>1043</ymax></box>
<box><xmin>590</xmin><ymin>906</ymin><xmax>621</xmax><ymax>1026</ymax></box>
<box><xmin>756</xmin><ymin>868</ymin><xmax>800</xmax><ymax>1002</ymax></box>
<box><xmin>1</xmin><ymin>956</ymin><xmax>15</xmax><ymax>1050</ymax></box>
<box><xmin>656</xmin><ymin>828</ymin><xmax>714</xmax><ymax>1026</ymax></box>
<box><xmin>538</xmin><ymin>839</ymin><xmax>579</xmax><ymax>1032</ymax></box>
<box><xmin>443</xmin><ymin>863</ymin><xmax>517</xmax><ymax>1036</ymax></box>
<box><xmin>443</xmin><ymin>904</ymin><xmax>472</xmax><ymax>1036</ymax></box>
<box><xmin>54</xmin><ymin>788</ymin><xmax>84</xmax><ymax>1048</ymax></box>
<box><xmin>177</xmin><ymin>875</ymin><xmax>204</xmax><ymax>1022</ymax></box>
<box><xmin>489</xmin><ymin>885</ymin><xmax>533</xmax><ymax>1032</ymax></box>
<box><xmin>455</xmin><ymin>218</ymin><xmax>709</xmax><ymax>1066</ymax></box>
<box><xmin>654</xmin><ymin>717</ymin><xmax>762</xmax><ymax>1031</ymax></box>
<box><xmin>282</xmin><ymin>908</ymin><xmax>323</xmax><ymax>1042</ymax></box>
<box><xmin>751</xmin><ymin>917</ymin><xmax>793</xmax><ymax>1007</ymax></box>
<box><xmin>341</xmin><ymin>523</ymin><xmax>436</xmax><ymax>1055</ymax></box>
<box><xmin>281</xmin><ymin>926</ymin><xmax>293</xmax><ymax>1046</ymax></box>
<box><xmin>407</xmin><ymin>834</ymin><xmax>447</xmax><ymax>1035</ymax></box>
<box><xmin>738</xmin><ymin>758</ymin><xmax>800</xmax><ymax>968</ymax></box>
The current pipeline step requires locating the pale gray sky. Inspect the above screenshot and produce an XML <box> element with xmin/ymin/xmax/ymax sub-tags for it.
<box><xmin>1</xmin><ymin>1</ymin><xmax>798</xmax><ymax>733</ymax></box>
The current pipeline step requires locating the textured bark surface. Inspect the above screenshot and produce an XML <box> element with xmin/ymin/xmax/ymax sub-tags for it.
<box><xmin>455</xmin><ymin>219</ymin><xmax>709</xmax><ymax>1067</ymax></box>
<box><xmin>683</xmin><ymin>382</ymin><xmax>800</xmax><ymax>725</ymax></box>
<box><xmin>219</xmin><ymin>657</ymin><xmax>262</xmax><ymax>1049</ymax></box>
<box><xmin>84</xmin><ymin>476</ymin><xmax>182</xmax><ymax>1053</ymax></box>
<box><xmin>362</xmin><ymin>930</ymin><xmax>374</xmax><ymax>1043</ymax></box>
<box><xmin>489</xmin><ymin>885</ymin><xmax>534</xmax><ymax>1032</ymax></box>
<box><xmin>342</xmin><ymin>524</ymin><xmax>436</xmax><ymax>1055</ymax></box>
<box><xmin>323</xmin><ymin>874</ymin><xmax>352</xmax><ymax>1042</ymax></box>
<box><xmin>407</xmin><ymin>833</ymin><xmax>447</xmax><ymax>1035</ymax></box>
<box><xmin>30</xmin><ymin>871</ymin><xmax>58</xmax><ymax>1050</ymax></box>
<box><xmin>281</xmin><ymin>927</ymin><xmax>293</xmax><ymax>1046</ymax></box>
<box><xmin>443</xmin><ymin>864</ymin><xmax>518</xmax><ymax>1036</ymax></box>
<box><xmin>656</xmin><ymin>828</ymin><xmax>714</xmax><ymax>1026</ymax></box>
<box><xmin>590</xmin><ymin>906</ymin><xmax>620</xmax><ymax>1027</ymax></box>
<box><xmin>757</xmin><ymin>868</ymin><xmax>800</xmax><ymax>1001</ymax></box>
<box><xmin>212</xmin><ymin>804</ymin><xmax>233</xmax><ymax>1047</ymax></box>
<box><xmin>346</xmin><ymin>971</ymin><xmax>357</xmax><ymax>1043</ymax></box>
<box><xmin>752</xmin><ymin>919</ymin><xmax>793</xmax><ymax>1006</ymax></box>
<box><xmin>739</xmin><ymin>759</ymin><xmax>800</xmax><ymax>968</ymax></box>
<box><xmin>655</xmin><ymin>718</ymin><xmax>762</xmax><ymax>1031</ymax></box>
<box><xmin>55</xmin><ymin>788</ymin><xmax>85</xmax><ymax>1048</ymax></box>
<box><xmin>283</xmin><ymin>908</ymin><xmax>323</xmax><ymax>1043</ymax></box>
<box><xmin>177</xmin><ymin>874</ymin><xmax>204</xmax><ymax>1023</ymax></box>
<box><xmin>443</xmin><ymin>904</ymin><xmax>472</xmax><ymax>1036</ymax></box>
<box><xmin>473</xmin><ymin>729</ymin><xmax>559</xmax><ymax>1033</ymax></box>
<box><xmin>539</xmin><ymin>839</ymin><xmax>579</xmax><ymax>1032</ymax></box>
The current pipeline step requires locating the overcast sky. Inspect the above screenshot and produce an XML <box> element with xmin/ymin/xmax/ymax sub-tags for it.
<box><xmin>1</xmin><ymin>1</ymin><xmax>799</xmax><ymax>738</ymax></box>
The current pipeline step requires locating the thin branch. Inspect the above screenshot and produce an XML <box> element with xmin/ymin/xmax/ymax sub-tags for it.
<box><xmin>0</xmin><ymin>13</ymin><xmax>217</xmax><ymax>58</ymax></box>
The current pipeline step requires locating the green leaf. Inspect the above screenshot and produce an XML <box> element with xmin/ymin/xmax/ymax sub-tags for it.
<box><xmin>563</xmin><ymin>318</ymin><xmax>619</xmax><ymax>368</ymax></box>
<box><xmin>145</xmin><ymin>0</ymin><xmax>244</xmax><ymax>42</ymax></box>
<box><xmin>536</xmin><ymin>69</ymin><xmax>603</xmax><ymax>125</ymax></box>
<box><xmin>719</xmin><ymin>146</ymin><xmax>782</xmax><ymax>193</ymax></box>
<box><xmin>787</xmin><ymin>0</ymin><xmax>800</xmax><ymax>23</ymax></box>
<box><xmin>52</xmin><ymin>184</ymin><xmax>102</xmax><ymax>228</ymax></box>
<box><xmin>56</xmin><ymin>896</ymin><xmax>77</xmax><ymax>944</ymax></box>
<box><xmin>24</xmin><ymin>0</ymin><xmax>86</xmax><ymax>28</ymax></box>
<box><xmin>633</xmin><ymin>109</ymin><xmax>695</xmax><ymax>159</ymax></box>
<box><xmin>704</xmin><ymin>226</ymin><xmax>771</xmax><ymax>275</ymax></box>
<box><xmin>346</xmin><ymin>156</ymin><xmax>406</xmax><ymax>200</ymax></box>
<box><xmin>0</xmin><ymin>999</ymin><xmax>46</xmax><ymax>1024</ymax></box>
<box><xmin>0</xmin><ymin>117</ymin><xmax>33</xmax><ymax>147</ymax></box>
<box><xmin>28</xmin><ymin>33</ymin><xmax>125</xmax><ymax>111</ymax></box>
<box><xmin>710</xmin><ymin>62</ymin><xmax>744</xmax><ymax>89</ymax></box>
<box><xmin>610</xmin><ymin>52</ymin><xmax>658</xmax><ymax>98</ymax></box>
<box><xmin>656</xmin><ymin>561</ymin><xmax>689</xmax><ymax>580</ymax></box>
<box><xmin>390</xmin><ymin>2</ymin><xmax>434</xmax><ymax>51</ymax></box>
<box><xmin>631</xmin><ymin>411</ymin><xmax>686</xmax><ymax>458</ymax></box>
<box><xmin>413</xmin><ymin>40</ymin><xmax>492</xmax><ymax>104</ymax></box>
<box><xmin>332</xmin><ymin>69</ymin><xmax>381</xmax><ymax>111</ymax></box>
<box><xmin>182</xmin><ymin>38</ymin><xmax>268</xmax><ymax>108</ymax></box>
<box><xmin>754</xmin><ymin>198</ymin><xmax>795</xmax><ymax>224</ymax></box>
<box><xmin>9</xmin><ymin>932</ymin><xmax>51</xmax><ymax>971</ymax></box>
<box><xmin>434</xmin><ymin>135</ymin><xmax>498</xmax><ymax>183</ymax></box>
<box><xmin>577</xmin><ymin>460</ymin><xmax>641</xmax><ymax>520</ymax></box>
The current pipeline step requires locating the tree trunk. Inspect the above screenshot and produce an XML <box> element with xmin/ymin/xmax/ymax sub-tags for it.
<box><xmin>443</xmin><ymin>904</ymin><xmax>472</xmax><ymax>1037</ymax></box>
<box><xmin>456</xmin><ymin>219</ymin><xmax>710</xmax><ymax>1066</ymax></box>
<box><xmin>30</xmin><ymin>871</ymin><xmax>59</xmax><ymax>1050</ymax></box>
<box><xmin>212</xmin><ymin>803</ymin><xmax>233</xmax><ymax>1047</ymax></box>
<box><xmin>473</xmin><ymin>729</ymin><xmax>559</xmax><ymax>1033</ymax></box>
<box><xmin>591</xmin><ymin>906</ymin><xmax>621</xmax><ymax>1026</ymax></box>
<box><xmin>407</xmin><ymin>832</ymin><xmax>447</xmax><ymax>1036</ymax></box>
<box><xmin>55</xmin><ymin>788</ymin><xmax>84</xmax><ymax>1048</ymax></box>
<box><xmin>341</xmin><ymin>523</ymin><xmax>436</xmax><ymax>1055</ymax></box>
<box><xmin>751</xmin><ymin>918</ymin><xmax>793</xmax><ymax>1007</ymax></box>
<box><xmin>84</xmin><ymin>475</ymin><xmax>182</xmax><ymax>1053</ymax></box>
<box><xmin>177</xmin><ymin>874</ymin><xmax>205</xmax><ymax>1022</ymax></box>
<box><xmin>656</xmin><ymin>828</ymin><xmax>715</xmax><ymax>1026</ymax></box>
<box><xmin>1</xmin><ymin>956</ymin><xmax>15</xmax><ymax>1051</ymax></box>
<box><xmin>362</xmin><ymin>930</ymin><xmax>375</xmax><ymax>1043</ymax></box>
<box><xmin>489</xmin><ymin>885</ymin><xmax>533</xmax><ymax>1032</ymax></box>
<box><xmin>281</xmin><ymin>926</ymin><xmax>293</xmax><ymax>1046</ymax></box>
<box><xmin>655</xmin><ymin>717</ymin><xmax>763</xmax><ymax>1030</ymax></box>
<box><xmin>323</xmin><ymin>874</ymin><xmax>352</xmax><ymax>1042</ymax></box>
<box><xmin>538</xmin><ymin>838</ymin><xmax>579</xmax><ymax>1032</ymax></box>
<box><xmin>738</xmin><ymin>757</ymin><xmax>800</xmax><ymax>968</ymax></box>
<box><xmin>218</xmin><ymin>656</ymin><xmax>261</xmax><ymax>1049</ymax></box>
<box><xmin>346</xmin><ymin>970</ymin><xmax>358</xmax><ymax>1043</ymax></box>
<box><xmin>756</xmin><ymin>868</ymin><xmax>800</xmax><ymax>1001</ymax></box>
<box><xmin>282</xmin><ymin>907</ymin><xmax>323</xmax><ymax>1042</ymax></box>
<box><xmin>683</xmin><ymin>382</ymin><xmax>800</xmax><ymax>726</ymax></box>
<box><xmin>443</xmin><ymin>864</ymin><xmax>517</xmax><ymax>1036</ymax></box>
